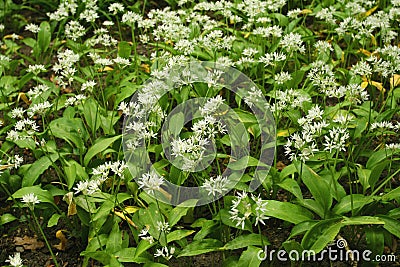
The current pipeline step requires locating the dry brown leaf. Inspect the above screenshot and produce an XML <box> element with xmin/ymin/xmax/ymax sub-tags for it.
<box><xmin>53</xmin><ymin>230</ymin><xmax>67</xmax><ymax>251</ymax></box>
<box><xmin>14</xmin><ymin>235</ymin><xmax>44</xmax><ymax>250</ymax></box>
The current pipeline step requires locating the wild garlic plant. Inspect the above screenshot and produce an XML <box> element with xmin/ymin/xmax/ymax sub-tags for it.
<box><xmin>1</xmin><ymin>0</ymin><xmax>400</xmax><ymax>266</ymax></box>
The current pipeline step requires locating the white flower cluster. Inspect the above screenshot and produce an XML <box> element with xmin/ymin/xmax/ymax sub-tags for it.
<box><xmin>229</xmin><ymin>191</ymin><xmax>269</xmax><ymax>229</ymax></box>
<box><xmin>73</xmin><ymin>161</ymin><xmax>127</xmax><ymax>195</ymax></box>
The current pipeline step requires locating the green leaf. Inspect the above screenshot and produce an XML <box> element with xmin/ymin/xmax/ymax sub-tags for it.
<box><xmin>332</xmin><ymin>194</ymin><xmax>374</xmax><ymax>215</ymax></box>
<box><xmin>357</xmin><ymin>167</ymin><xmax>371</xmax><ymax>192</ymax></box>
<box><xmin>118</xmin><ymin>41</ymin><xmax>131</xmax><ymax>58</ymax></box>
<box><xmin>0</xmin><ymin>213</ymin><xmax>17</xmax><ymax>225</ymax></box>
<box><xmin>382</xmin><ymin>187</ymin><xmax>400</xmax><ymax>201</ymax></box>
<box><xmin>192</xmin><ymin>219</ymin><xmax>218</xmax><ymax>241</ymax></box>
<box><xmin>168</xmin><ymin>112</ymin><xmax>184</xmax><ymax>137</ymax></box>
<box><xmin>47</xmin><ymin>214</ymin><xmax>61</xmax><ymax>227</ymax></box>
<box><xmin>167</xmin><ymin>230</ymin><xmax>195</xmax><ymax>243</ymax></box>
<box><xmin>64</xmin><ymin>160</ymin><xmax>88</xmax><ymax>189</ymax></box>
<box><xmin>134</xmin><ymin>239</ymin><xmax>155</xmax><ymax>259</ymax></box>
<box><xmin>106</xmin><ymin>221</ymin><xmax>122</xmax><ymax>254</ymax></box>
<box><xmin>22</xmin><ymin>153</ymin><xmax>59</xmax><ymax>187</ymax></box>
<box><xmin>263</xmin><ymin>200</ymin><xmax>313</xmax><ymax>224</ymax></box>
<box><xmin>168</xmin><ymin>199</ymin><xmax>197</xmax><ymax>227</ymax></box>
<box><xmin>84</xmin><ymin>135</ymin><xmax>121</xmax><ymax>166</ymax></box>
<box><xmin>237</xmin><ymin>246</ymin><xmax>262</xmax><ymax>267</ymax></box>
<box><xmin>301</xmin><ymin>218</ymin><xmax>342</xmax><ymax>253</ymax></box>
<box><xmin>222</xmin><ymin>234</ymin><xmax>270</xmax><ymax>250</ymax></box>
<box><xmin>82</xmin><ymin>98</ymin><xmax>102</xmax><ymax>134</ymax></box>
<box><xmin>376</xmin><ymin>215</ymin><xmax>400</xmax><ymax>239</ymax></box>
<box><xmin>38</xmin><ymin>21</ymin><xmax>51</xmax><ymax>53</ymax></box>
<box><xmin>277</xmin><ymin>178</ymin><xmax>303</xmax><ymax>199</ymax></box>
<box><xmin>137</xmin><ymin>203</ymin><xmax>164</xmax><ymax>244</ymax></box>
<box><xmin>49</xmin><ymin>118</ymin><xmax>88</xmax><ymax>152</ymax></box>
<box><xmin>296</xmin><ymin>162</ymin><xmax>332</xmax><ymax>218</ymax></box>
<box><xmin>228</xmin><ymin>156</ymin><xmax>266</xmax><ymax>171</ymax></box>
<box><xmin>92</xmin><ymin>199</ymin><xmax>115</xmax><ymax>222</ymax></box>
<box><xmin>289</xmin><ymin>221</ymin><xmax>319</xmax><ymax>238</ymax></box>
<box><xmin>178</xmin><ymin>239</ymin><xmax>223</xmax><ymax>257</ymax></box>
<box><xmin>341</xmin><ymin>216</ymin><xmax>384</xmax><ymax>226</ymax></box>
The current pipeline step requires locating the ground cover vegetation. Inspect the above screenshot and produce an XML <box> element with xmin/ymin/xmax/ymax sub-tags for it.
<box><xmin>0</xmin><ymin>0</ymin><xmax>400</xmax><ymax>266</ymax></box>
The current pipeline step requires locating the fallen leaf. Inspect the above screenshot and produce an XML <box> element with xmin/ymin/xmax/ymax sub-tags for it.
<box><xmin>14</xmin><ymin>235</ymin><xmax>44</xmax><ymax>250</ymax></box>
<box><xmin>276</xmin><ymin>161</ymin><xmax>286</xmax><ymax>171</ymax></box>
<box><xmin>63</xmin><ymin>192</ymin><xmax>77</xmax><ymax>216</ymax></box>
<box><xmin>54</xmin><ymin>230</ymin><xmax>67</xmax><ymax>251</ymax></box>
<box><xmin>390</xmin><ymin>74</ymin><xmax>400</xmax><ymax>89</ymax></box>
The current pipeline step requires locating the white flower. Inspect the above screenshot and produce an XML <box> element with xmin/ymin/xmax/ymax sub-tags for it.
<box><xmin>323</xmin><ymin>127</ymin><xmax>350</xmax><ymax>153</ymax></box>
<box><xmin>27</xmin><ymin>64</ymin><xmax>46</xmax><ymax>74</ymax></box>
<box><xmin>25</xmin><ymin>23</ymin><xmax>40</xmax><ymax>33</ymax></box>
<box><xmin>138</xmin><ymin>170</ymin><xmax>164</xmax><ymax>195</ymax></box>
<box><xmin>156</xmin><ymin>221</ymin><xmax>171</xmax><ymax>233</ymax></box>
<box><xmin>138</xmin><ymin>227</ymin><xmax>154</xmax><ymax>243</ymax></box>
<box><xmin>81</xmin><ymin>80</ymin><xmax>96</xmax><ymax>92</ymax></box>
<box><xmin>65</xmin><ymin>21</ymin><xmax>85</xmax><ymax>41</ymax></box>
<box><xmin>154</xmin><ymin>246</ymin><xmax>175</xmax><ymax>260</ymax></box>
<box><xmin>109</xmin><ymin>3</ymin><xmax>124</xmax><ymax>14</ymax></box>
<box><xmin>5</xmin><ymin>252</ymin><xmax>23</xmax><ymax>267</ymax></box>
<box><xmin>201</xmin><ymin>175</ymin><xmax>229</xmax><ymax>197</ymax></box>
<box><xmin>280</xmin><ymin>32</ymin><xmax>305</xmax><ymax>54</ymax></box>
<box><xmin>22</xmin><ymin>193</ymin><xmax>40</xmax><ymax>206</ymax></box>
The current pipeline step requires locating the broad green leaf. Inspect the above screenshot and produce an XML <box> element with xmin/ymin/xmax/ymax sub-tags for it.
<box><xmin>168</xmin><ymin>112</ymin><xmax>184</xmax><ymax>137</ymax></box>
<box><xmin>84</xmin><ymin>135</ymin><xmax>121</xmax><ymax>166</ymax></box>
<box><xmin>366</xmin><ymin>149</ymin><xmax>394</xmax><ymax>169</ymax></box>
<box><xmin>178</xmin><ymin>239</ymin><xmax>223</xmax><ymax>257</ymax></box>
<box><xmin>47</xmin><ymin>213</ymin><xmax>61</xmax><ymax>227</ymax></box>
<box><xmin>134</xmin><ymin>239</ymin><xmax>155</xmax><ymax>259</ymax></box>
<box><xmin>376</xmin><ymin>215</ymin><xmax>400</xmax><ymax>239</ymax></box>
<box><xmin>289</xmin><ymin>221</ymin><xmax>319</xmax><ymax>238</ymax></box>
<box><xmin>38</xmin><ymin>21</ymin><xmax>51</xmax><ymax>53</ymax></box>
<box><xmin>222</xmin><ymin>234</ymin><xmax>270</xmax><ymax>250</ymax></box>
<box><xmin>301</xmin><ymin>218</ymin><xmax>342</xmax><ymax>253</ymax></box>
<box><xmin>0</xmin><ymin>213</ymin><xmax>17</xmax><ymax>225</ymax></box>
<box><xmin>341</xmin><ymin>216</ymin><xmax>384</xmax><ymax>226</ymax></box>
<box><xmin>65</xmin><ymin>160</ymin><xmax>88</xmax><ymax>189</ymax></box>
<box><xmin>106</xmin><ymin>221</ymin><xmax>122</xmax><ymax>254</ymax></box>
<box><xmin>237</xmin><ymin>246</ymin><xmax>262</xmax><ymax>267</ymax></box>
<box><xmin>192</xmin><ymin>219</ymin><xmax>218</xmax><ymax>241</ymax></box>
<box><xmin>332</xmin><ymin>194</ymin><xmax>374</xmax><ymax>215</ymax></box>
<box><xmin>82</xmin><ymin>98</ymin><xmax>101</xmax><ymax>134</ymax></box>
<box><xmin>357</xmin><ymin>167</ymin><xmax>371</xmax><ymax>192</ymax></box>
<box><xmin>277</xmin><ymin>178</ymin><xmax>303</xmax><ymax>199</ymax></box>
<box><xmin>263</xmin><ymin>200</ymin><xmax>313</xmax><ymax>224</ymax></box>
<box><xmin>118</xmin><ymin>41</ymin><xmax>131</xmax><ymax>58</ymax></box>
<box><xmin>22</xmin><ymin>153</ymin><xmax>59</xmax><ymax>187</ymax></box>
<box><xmin>167</xmin><ymin>230</ymin><xmax>195</xmax><ymax>243</ymax></box>
<box><xmin>228</xmin><ymin>156</ymin><xmax>266</xmax><ymax>171</ymax></box>
<box><xmin>92</xmin><ymin>199</ymin><xmax>115</xmax><ymax>221</ymax></box>
<box><xmin>365</xmin><ymin>227</ymin><xmax>384</xmax><ymax>259</ymax></box>
<box><xmin>296</xmin><ymin>162</ymin><xmax>332</xmax><ymax>218</ymax></box>
<box><xmin>168</xmin><ymin>199</ymin><xmax>197</xmax><ymax>227</ymax></box>
<box><xmin>137</xmin><ymin>203</ymin><xmax>164</xmax><ymax>244</ymax></box>
<box><xmin>382</xmin><ymin>187</ymin><xmax>400</xmax><ymax>201</ymax></box>
<box><xmin>49</xmin><ymin>118</ymin><xmax>87</xmax><ymax>152</ymax></box>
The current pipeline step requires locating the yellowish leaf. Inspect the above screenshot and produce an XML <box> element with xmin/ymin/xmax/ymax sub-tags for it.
<box><xmin>98</xmin><ymin>66</ymin><xmax>114</xmax><ymax>72</ymax></box>
<box><xmin>53</xmin><ymin>230</ymin><xmax>67</xmax><ymax>251</ymax></box>
<box><xmin>390</xmin><ymin>74</ymin><xmax>400</xmax><ymax>89</ymax></box>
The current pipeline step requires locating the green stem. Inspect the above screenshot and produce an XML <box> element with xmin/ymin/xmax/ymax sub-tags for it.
<box><xmin>31</xmin><ymin>209</ymin><xmax>60</xmax><ymax>267</ymax></box>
